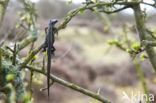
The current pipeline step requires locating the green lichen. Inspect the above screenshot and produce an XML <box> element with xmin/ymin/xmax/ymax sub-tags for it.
<box><xmin>1</xmin><ymin>61</ymin><xmax>24</xmax><ymax>100</ymax></box>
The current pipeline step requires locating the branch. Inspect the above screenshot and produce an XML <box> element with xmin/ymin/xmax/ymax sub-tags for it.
<box><xmin>133</xmin><ymin>4</ymin><xmax>156</xmax><ymax>72</ymax></box>
<box><xmin>1</xmin><ymin>49</ymin><xmax>111</xmax><ymax>103</ymax></box>
<box><xmin>19</xmin><ymin>43</ymin><xmax>44</xmax><ymax>69</ymax></box>
<box><xmin>141</xmin><ymin>2</ymin><xmax>156</xmax><ymax>8</ymax></box>
<box><xmin>87</xmin><ymin>1</ymin><xmax>140</xmax><ymax>7</ymax></box>
<box><xmin>0</xmin><ymin>47</ymin><xmax>2</xmax><ymax>72</ymax></box>
<box><xmin>142</xmin><ymin>40</ymin><xmax>156</xmax><ymax>47</ymax></box>
<box><xmin>133</xmin><ymin>59</ymin><xmax>150</xmax><ymax>103</ymax></box>
<box><xmin>58</xmin><ymin>1</ymin><xmax>140</xmax><ymax>30</ymax></box>
<box><xmin>25</xmin><ymin>65</ymin><xmax>111</xmax><ymax>103</ymax></box>
<box><xmin>15</xmin><ymin>32</ymin><xmax>38</xmax><ymax>54</ymax></box>
<box><xmin>58</xmin><ymin>5</ymin><xmax>87</xmax><ymax>30</ymax></box>
<box><xmin>0</xmin><ymin>0</ymin><xmax>9</xmax><ymax>28</ymax></box>
<box><xmin>98</xmin><ymin>6</ymin><xmax>131</xmax><ymax>14</ymax></box>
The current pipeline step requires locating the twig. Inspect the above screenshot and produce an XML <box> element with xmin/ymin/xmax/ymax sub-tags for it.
<box><xmin>98</xmin><ymin>5</ymin><xmax>131</xmax><ymax>14</ymax></box>
<box><xmin>141</xmin><ymin>2</ymin><xmax>156</xmax><ymax>8</ymax></box>
<box><xmin>40</xmin><ymin>80</ymin><xmax>54</xmax><ymax>91</ymax></box>
<box><xmin>142</xmin><ymin>40</ymin><xmax>156</xmax><ymax>47</ymax></box>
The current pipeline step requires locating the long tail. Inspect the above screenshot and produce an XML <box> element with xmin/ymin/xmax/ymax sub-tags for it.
<box><xmin>47</xmin><ymin>42</ymin><xmax>51</xmax><ymax>98</ymax></box>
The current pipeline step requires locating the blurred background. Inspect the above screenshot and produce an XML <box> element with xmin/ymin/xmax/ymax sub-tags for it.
<box><xmin>0</xmin><ymin>0</ymin><xmax>156</xmax><ymax>103</ymax></box>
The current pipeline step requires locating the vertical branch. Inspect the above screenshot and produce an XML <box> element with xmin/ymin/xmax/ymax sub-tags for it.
<box><xmin>117</xmin><ymin>23</ymin><xmax>150</xmax><ymax>103</ymax></box>
<box><xmin>29</xmin><ymin>42</ymin><xmax>35</xmax><ymax>54</ymax></box>
<box><xmin>0</xmin><ymin>0</ymin><xmax>9</xmax><ymax>28</ymax></box>
<box><xmin>133</xmin><ymin>60</ymin><xmax>150</xmax><ymax>103</ymax></box>
<box><xmin>42</xmin><ymin>56</ymin><xmax>45</xmax><ymax>71</ymax></box>
<box><xmin>0</xmin><ymin>47</ymin><xmax>4</xmax><ymax>87</ymax></box>
<box><xmin>133</xmin><ymin>5</ymin><xmax>156</xmax><ymax>72</ymax></box>
<box><xmin>29</xmin><ymin>46</ymin><xmax>35</xmax><ymax>99</ymax></box>
<box><xmin>29</xmin><ymin>70</ymin><xmax>34</xmax><ymax>99</ymax></box>
<box><xmin>0</xmin><ymin>47</ymin><xmax>2</xmax><ymax>72</ymax></box>
<box><xmin>12</xmin><ymin>43</ymin><xmax>16</xmax><ymax>66</ymax></box>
